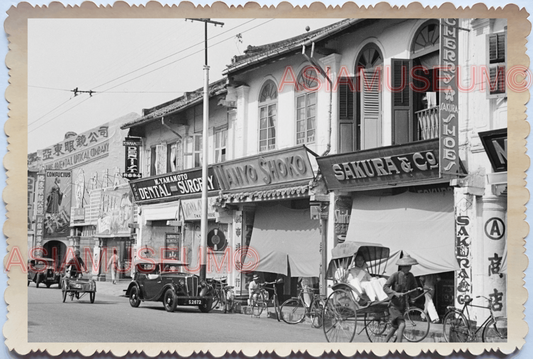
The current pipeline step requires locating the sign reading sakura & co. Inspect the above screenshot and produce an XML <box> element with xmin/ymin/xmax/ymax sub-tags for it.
<box><xmin>212</xmin><ymin>146</ymin><xmax>314</xmax><ymax>191</ymax></box>
<box><xmin>316</xmin><ymin>140</ymin><xmax>441</xmax><ymax>191</ymax></box>
<box><xmin>439</xmin><ymin>18</ymin><xmax>460</xmax><ymax>176</ymax></box>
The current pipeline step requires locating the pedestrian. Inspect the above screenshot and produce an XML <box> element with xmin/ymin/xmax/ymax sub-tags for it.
<box><xmin>108</xmin><ymin>248</ymin><xmax>119</xmax><ymax>284</ymax></box>
<box><xmin>247</xmin><ymin>274</ymin><xmax>260</xmax><ymax>306</ymax></box>
<box><xmin>383</xmin><ymin>255</ymin><xmax>420</xmax><ymax>342</ymax></box>
<box><xmin>419</xmin><ymin>273</ymin><xmax>440</xmax><ymax>323</ymax></box>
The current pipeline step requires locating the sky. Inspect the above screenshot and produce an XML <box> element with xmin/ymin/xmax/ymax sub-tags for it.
<box><xmin>27</xmin><ymin>17</ymin><xmax>341</xmax><ymax>152</ymax></box>
<box><xmin>1</xmin><ymin>1</ymin><xmax>532</xmax><ymax>359</ymax></box>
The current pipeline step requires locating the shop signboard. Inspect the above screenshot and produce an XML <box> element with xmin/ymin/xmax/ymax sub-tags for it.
<box><xmin>43</xmin><ymin>170</ymin><xmax>72</xmax><ymax>238</ymax></box>
<box><xmin>316</xmin><ymin>140</ymin><xmax>440</xmax><ymax>191</ymax></box>
<box><xmin>181</xmin><ymin>197</ymin><xmax>217</xmax><ymax>221</ymax></box>
<box><xmin>122</xmin><ymin>137</ymin><xmax>142</xmax><ymax>180</ymax></box>
<box><xmin>439</xmin><ymin>18</ymin><xmax>460</xmax><ymax>177</ymax></box>
<box><xmin>212</xmin><ymin>146</ymin><xmax>314</xmax><ymax>191</ymax></box>
<box><xmin>479</xmin><ymin>128</ymin><xmax>507</xmax><ymax>172</ymax></box>
<box><xmin>129</xmin><ymin>167</ymin><xmax>219</xmax><ymax>203</ymax></box>
<box><xmin>28</xmin><ymin>125</ymin><xmax>110</xmax><ymax>170</ymax></box>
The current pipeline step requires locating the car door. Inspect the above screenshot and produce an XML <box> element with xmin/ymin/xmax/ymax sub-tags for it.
<box><xmin>142</xmin><ymin>264</ymin><xmax>163</xmax><ymax>300</ymax></box>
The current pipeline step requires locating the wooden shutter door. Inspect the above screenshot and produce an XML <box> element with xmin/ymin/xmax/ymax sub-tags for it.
<box><xmin>338</xmin><ymin>77</ymin><xmax>355</xmax><ymax>152</ymax></box>
<box><xmin>391</xmin><ymin>59</ymin><xmax>412</xmax><ymax>145</ymax></box>
<box><xmin>360</xmin><ymin>69</ymin><xmax>382</xmax><ymax>149</ymax></box>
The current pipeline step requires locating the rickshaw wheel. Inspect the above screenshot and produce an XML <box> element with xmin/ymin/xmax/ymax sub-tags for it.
<box><xmin>365</xmin><ymin>313</ymin><xmax>389</xmax><ymax>342</ymax></box>
<box><xmin>90</xmin><ymin>292</ymin><xmax>95</xmax><ymax>303</ymax></box>
<box><xmin>322</xmin><ymin>289</ymin><xmax>357</xmax><ymax>342</ymax></box>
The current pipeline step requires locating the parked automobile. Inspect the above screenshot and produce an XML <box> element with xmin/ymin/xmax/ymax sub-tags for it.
<box><xmin>27</xmin><ymin>257</ymin><xmax>61</xmax><ymax>288</ymax></box>
<box><xmin>125</xmin><ymin>259</ymin><xmax>214</xmax><ymax>313</ymax></box>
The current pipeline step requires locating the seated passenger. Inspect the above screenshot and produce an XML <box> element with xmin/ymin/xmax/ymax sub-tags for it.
<box><xmin>347</xmin><ymin>254</ymin><xmax>372</xmax><ymax>304</ymax></box>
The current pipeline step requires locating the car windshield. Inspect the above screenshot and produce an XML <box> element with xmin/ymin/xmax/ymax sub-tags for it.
<box><xmin>161</xmin><ymin>264</ymin><xmax>184</xmax><ymax>273</ymax></box>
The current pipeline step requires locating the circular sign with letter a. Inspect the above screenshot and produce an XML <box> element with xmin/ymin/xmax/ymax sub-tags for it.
<box><xmin>485</xmin><ymin>217</ymin><xmax>505</xmax><ymax>240</ymax></box>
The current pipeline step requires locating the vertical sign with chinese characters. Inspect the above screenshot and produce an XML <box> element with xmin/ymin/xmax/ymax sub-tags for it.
<box><xmin>34</xmin><ymin>174</ymin><xmax>46</xmax><ymax>248</ymax></box>
<box><xmin>123</xmin><ymin>137</ymin><xmax>142</xmax><ymax>180</ymax></box>
<box><xmin>439</xmin><ymin>18</ymin><xmax>460</xmax><ymax>176</ymax></box>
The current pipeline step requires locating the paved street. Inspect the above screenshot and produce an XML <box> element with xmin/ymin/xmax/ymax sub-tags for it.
<box><xmin>28</xmin><ymin>282</ymin><xmax>329</xmax><ymax>343</ymax></box>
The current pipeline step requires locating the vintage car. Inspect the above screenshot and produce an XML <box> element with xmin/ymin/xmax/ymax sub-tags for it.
<box><xmin>27</xmin><ymin>257</ymin><xmax>61</xmax><ymax>288</ymax></box>
<box><xmin>125</xmin><ymin>259</ymin><xmax>214</xmax><ymax>313</ymax></box>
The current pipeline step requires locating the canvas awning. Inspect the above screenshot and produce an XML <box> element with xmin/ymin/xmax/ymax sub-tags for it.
<box><xmin>143</xmin><ymin>201</ymin><xmax>181</xmax><ymax>221</ymax></box>
<box><xmin>345</xmin><ymin>190</ymin><xmax>459</xmax><ymax>277</ymax></box>
<box><xmin>247</xmin><ymin>205</ymin><xmax>320</xmax><ymax>277</ymax></box>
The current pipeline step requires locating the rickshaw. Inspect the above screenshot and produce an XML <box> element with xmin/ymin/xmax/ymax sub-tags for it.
<box><xmin>322</xmin><ymin>241</ymin><xmax>430</xmax><ymax>343</ymax></box>
<box><xmin>61</xmin><ymin>265</ymin><xmax>96</xmax><ymax>303</ymax></box>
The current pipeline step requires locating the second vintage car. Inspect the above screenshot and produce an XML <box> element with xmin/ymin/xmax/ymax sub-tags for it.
<box><xmin>125</xmin><ymin>259</ymin><xmax>214</xmax><ymax>313</ymax></box>
<box><xmin>27</xmin><ymin>257</ymin><xmax>61</xmax><ymax>288</ymax></box>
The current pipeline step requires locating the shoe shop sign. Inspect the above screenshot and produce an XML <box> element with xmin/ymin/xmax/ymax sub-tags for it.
<box><xmin>317</xmin><ymin>140</ymin><xmax>441</xmax><ymax>191</ymax></box>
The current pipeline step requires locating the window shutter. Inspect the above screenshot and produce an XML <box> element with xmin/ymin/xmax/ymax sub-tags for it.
<box><xmin>339</xmin><ymin>77</ymin><xmax>355</xmax><ymax>120</ymax></box>
<box><xmin>147</xmin><ymin>148</ymin><xmax>154</xmax><ymax>177</ymax></box>
<box><xmin>155</xmin><ymin>144</ymin><xmax>167</xmax><ymax>175</ymax></box>
<box><xmin>391</xmin><ymin>59</ymin><xmax>412</xmax><ymax>145</ymax></box>
<box><xmin>488</xmin><ymin>33</ymin><xmax>506</xmax><ymax>96</ymax></box>
<box><xmin>361</xmin><ymin>69</ymin><xmax>382</xmax><ymax>149</ymax></box>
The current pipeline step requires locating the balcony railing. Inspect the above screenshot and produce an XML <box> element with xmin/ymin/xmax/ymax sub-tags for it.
<box><xmin>415</xmin><ymin>106</ymin><xmax>439</xmax><ymax>140</ymax></box>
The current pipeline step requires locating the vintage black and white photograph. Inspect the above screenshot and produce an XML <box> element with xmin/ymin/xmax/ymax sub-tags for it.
<box><xmin>4</xmin><ymin>1</ymin><xmax>529</xmax><ymax>356</ymax></box>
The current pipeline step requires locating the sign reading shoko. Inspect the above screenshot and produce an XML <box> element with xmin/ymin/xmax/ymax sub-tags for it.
<box><xmin>212</xmin><ymin>146</ymin><xmax>314</xmax><ymax>191</ymax></box>
<box><xmin>122</xmin><ymin>137</ymin><xmax>142</xmax><ymax>180</ymax></box>
<box><xmin>129</xmin><ymin>168</ymin><xmax>220</xmax><ymax>203</ymax></box>
<box><xmin>439</xmin><ymin>18</ymin><xmax>460</xmax><ymax>176</ymax></box>
<box><xmin>316</xmin><ymin>140</ymin><xmax>441</xmax><ymax>191</ymax></box>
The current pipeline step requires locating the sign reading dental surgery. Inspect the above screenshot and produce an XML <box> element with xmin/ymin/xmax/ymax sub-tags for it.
<box><xmin>122</xmin><ymin>137</ymin><xmax>142</xmax><ymax>179</ymax></box>
<box><xmin>316</xmin><ymin>140</ymin><xmax>440</xmax><ymax>191</ymax></box>
<box><xmin>129</xmin><ymin>168</ymin><xmax>220</xmax><ymax>204</ymax></box>
<box><xmin>212</xmin><ymin>146</ymin><xmax>314</xmax><ymax>191</ymax></box>
<box><xmin>28</xmin><ymin>126</ymin><xmax>110</xmax><ymax>170</ymax></box>
<box><xmin>439</xmin><ymin>18</ymin><xmax>460</xmax><ymax>176</ymax></box>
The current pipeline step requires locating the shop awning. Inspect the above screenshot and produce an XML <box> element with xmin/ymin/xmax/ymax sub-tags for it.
<box><xmin>143</xmin><ymin>201</ymin><xmax>181</xmax><ymax>221</ymax></box>
<box><xmin>247</xmin><ymin>205</ymin><xmax>320</xmax><ymax>277</ymax></box>
<box><xmin>216</xmin><ymin>183</ymin><xmax>310</xmax><ymax>206</ymax></box>
<box><xmin>345</xmin><ymin>190</ymin><xmax>459</xmax><ymax>277</ymax></box>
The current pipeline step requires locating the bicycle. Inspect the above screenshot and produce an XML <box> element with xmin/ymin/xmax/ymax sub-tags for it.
<box><xmin>206</xmin><ymin>277</ymin><xmax>226</xmax><ymax>311</ymax></box>
<box><xmin>280</xmin><ymin>285</ymin><xmax>325</xmax><ymax>328</ymax></box>
<box><xmin>363</xmin><ymin>287</ymin><xmax>431</xmax><ymax>342</ymax></box>
<box><xmin>250</xmin><ymin>279</ymin><xmax>282</xmax><ymax>321</ymax></box>
<box><xmin>442</xmin><ymin>295</ymin><xmax>507</xmax><ymax>342</ymax></box>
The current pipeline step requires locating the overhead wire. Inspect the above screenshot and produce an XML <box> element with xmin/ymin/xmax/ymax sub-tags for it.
<box><xmin>28</xmin><ymin>18</ymin><xmax>274</xmax><ymax>134</ymax></box>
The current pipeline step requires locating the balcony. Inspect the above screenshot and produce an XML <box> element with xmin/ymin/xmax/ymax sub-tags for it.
<box><xmin>415</xmin><ymin>106</ymin><xmax>439</xmax><ymax>140</ymax></box>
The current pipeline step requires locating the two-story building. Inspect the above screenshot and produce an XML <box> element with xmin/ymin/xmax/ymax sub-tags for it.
<box><xmin>220</xmin><ymin>17</ymin><xmax>507</xmax><ymax>320</ymax></box>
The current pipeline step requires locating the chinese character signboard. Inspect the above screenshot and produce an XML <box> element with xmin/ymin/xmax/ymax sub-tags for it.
<box><xmin>123</xmin><ymin>137</ymin><xmax>142</xmax><ymax>180</ymax></box>
<box><xmin>43</xmin><ymin>170</ymin><xmax>71</xmax><ymax>238</ymax></box>
<box><xmin>28</xmin><ymin>125</ymin><xmax>110</xmax><ymax>169</ymax></box>
<box><xmin>439</xmin><ymin>19</ymin><xmax>460</xmax><ymax>176</ymax></box>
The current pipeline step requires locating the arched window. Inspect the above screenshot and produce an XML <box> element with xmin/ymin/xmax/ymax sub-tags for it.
<box><xmin>412</xmin><ymin>20</ymin><xmax>440</xmax><ymax>56</ymax></box>
<box><xmin>259</xmin><ymin>80</ymin><xmax>278</xmax><ymax>152</ymax></box>
<box><xmin>295</xmin><ymin>66</ymin><xmax>318</xmax><ymax>145</ymax></box>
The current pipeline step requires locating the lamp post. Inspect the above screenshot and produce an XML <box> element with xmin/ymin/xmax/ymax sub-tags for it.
<box><xmin>186</xmin><ymin>18</ymin><xmax>224</xmax><ymax>281</ymax></box>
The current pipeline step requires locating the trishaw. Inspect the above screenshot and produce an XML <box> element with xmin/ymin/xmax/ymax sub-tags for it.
<box><xmin>322</xmin><ymin>242</ymin><xmax>430</xmax><ymax>343</ymax></box>
<box><xmin>61</xmin><ymin>266</ymin><xmax>96</xmax><ymax>303</ymax></box>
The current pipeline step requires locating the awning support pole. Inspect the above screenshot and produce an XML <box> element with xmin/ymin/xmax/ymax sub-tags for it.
<box><xmin>320</xmin><ymin>217</ymin><xmax>328</xmax><ymax>297</ymax></box>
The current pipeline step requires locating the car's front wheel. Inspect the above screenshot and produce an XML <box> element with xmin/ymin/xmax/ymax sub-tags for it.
<box><xmin>129</xmin><ymin>286</ymin><xmax>141</xmax><ymax>308</ymax></box>
<box><xmin>163</xmin><ymin>289</ymin><xmax>177</xmax><ymax>312</ymax></box>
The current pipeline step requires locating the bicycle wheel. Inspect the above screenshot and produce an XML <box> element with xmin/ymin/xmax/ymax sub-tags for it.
<box><xmin>403</xmin><ymin>307</ymin><xmax>430</xmax><ymax>342</ymax></box>
<box><xmin>482</xmin><ymin>317</ymin><xmax>507</xmax><ymax>342</ymax></box>
<box><xmin>322</xmin><ymin>289</ymin><xmax>357</xmax><ymax>342</ymax></box>
<box><xmin>251</xmin><ymin>291</ymin><xmax>266</xmax><ymax>317</ymax></box>
<box><xmin>280</xmin><ymin>298</ymin><xmax>306</xmax><ymax>324</ymax></box>
<box><xmin>443</xmin><ymin>310</ymin><xmax>470</xmax><ymax>342</ymax></box>
<box><xmin>364</xmin><ymin>313</ymin><xmax>389</xmax><ymax>342</ymax></box>
<box><xmin>210</xmin><ymin>288</ymin><xmax>221</xmax><ymax>310</ymax></box>
<box><xmin>311</xmin><ymin>300</ymin><xmax>324</xmax><ymax>328</ymax></box>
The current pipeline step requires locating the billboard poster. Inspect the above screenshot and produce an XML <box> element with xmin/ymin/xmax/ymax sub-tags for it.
<box><xmin>43</xmin><ymin>170</ymin><xmax>72</xmax><ymax>238</ymax></box>
<box><xmin>95</xmin><ymin>187</ymin><xmax>134</xmax><ymax>236</ymax></box>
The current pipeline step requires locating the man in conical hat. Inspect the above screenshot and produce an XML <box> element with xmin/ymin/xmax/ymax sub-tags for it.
<box><xmin>383</xmin><ymin>255</ymin><xmax>420</xmax><ymax>342</ymax></box>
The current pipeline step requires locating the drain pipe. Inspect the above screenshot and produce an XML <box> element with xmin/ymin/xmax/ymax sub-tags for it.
<box><xmin>161</xmin><ymin>117</ymin><xmax>182</xmax><ymax>140</ymax></box>
<box><xmin>302</xmin><ymin>42</ymin><xmax>332</xmax><ymax>156</ymax></box>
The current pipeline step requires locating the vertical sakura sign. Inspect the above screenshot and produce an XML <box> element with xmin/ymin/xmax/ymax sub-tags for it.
<box><xmin>439</xmin><ymin>18</ymin><xmax>460</xmax><ymax>176</ymax></box>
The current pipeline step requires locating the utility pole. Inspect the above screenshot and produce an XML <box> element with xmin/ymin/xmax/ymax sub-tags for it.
<box><xmin>186</xmin><ymin>18</ymin><xmax>224</xmax><ymax>281</ymax></box>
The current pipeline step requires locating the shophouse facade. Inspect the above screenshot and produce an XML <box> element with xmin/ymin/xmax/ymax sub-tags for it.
<box><xmin>222</xmin><ymin>17</ymin><xmax>507</xmax><ymax>320</ymax></box>
<box><xmin>27</xmin><ymin>112</ymin><xmax>140</xmax><ymax>281</ymax></box>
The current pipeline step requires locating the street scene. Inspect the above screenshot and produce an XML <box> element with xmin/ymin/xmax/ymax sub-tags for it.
<box><xmin>26</xmin><ymin>16</ymin><xmax>509</xmax><ymax>343</ymax></box>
